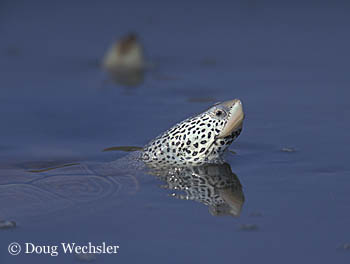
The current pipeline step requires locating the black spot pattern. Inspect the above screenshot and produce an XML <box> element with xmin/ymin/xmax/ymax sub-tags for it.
<box><xmin>141</xmin><ymin>109</ymin><xmax>243</xmax><ymax>165</ymax></box>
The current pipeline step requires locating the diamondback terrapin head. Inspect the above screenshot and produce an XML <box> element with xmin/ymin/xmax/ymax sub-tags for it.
<box><xmin>141</xmin><ymin>99</ymin><xmax>244</xmax><ymax>165</ymax></box>
<box><xmin>102</xmin><ymin>33</ymin><xmax>145</xmax><ymax>71</ymax></box>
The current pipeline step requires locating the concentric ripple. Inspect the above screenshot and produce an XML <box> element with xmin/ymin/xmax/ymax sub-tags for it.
<box><xmin>0</xmin><ymin>161</ymin><xmax>140</xmax><ymax>219</ymax></box>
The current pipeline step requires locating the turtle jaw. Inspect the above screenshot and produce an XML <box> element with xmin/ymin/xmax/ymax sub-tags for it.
<box><xmin>217</xmin><ymin>99</ymin><xmax>244</xmax><ymax>139</ymax></box>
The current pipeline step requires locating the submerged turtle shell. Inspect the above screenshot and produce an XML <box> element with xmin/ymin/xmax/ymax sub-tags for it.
<box><xmin>0</xmin><ymin>153</ymin><xmax>143</xmax><ymax>220</ymax></box>
<box><xmin>0</xmin><ymin>151</ymin><xmax>244</xmax><ymax>221</ymax></box>
<box><xmin>0</xmin><ymin>99</ymin><xmax>245</xmax><ymax>222</ymax></box>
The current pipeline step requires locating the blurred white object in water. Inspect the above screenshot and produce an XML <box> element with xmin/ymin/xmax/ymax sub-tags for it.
<box><xmin>0</xmin><ymin>220</ymin><xmax>16</xmax><ymax>229</ymax></box>
<box><xmin>102</xmin><ymin>33</ymin><xmax>145</xmax><ymax>71</ymax></box>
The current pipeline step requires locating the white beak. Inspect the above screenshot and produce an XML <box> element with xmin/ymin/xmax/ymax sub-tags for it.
<box><xmin>217</xmin><ymin>99</ymin><xmax>244</xmax><ymax>139</ymax></box>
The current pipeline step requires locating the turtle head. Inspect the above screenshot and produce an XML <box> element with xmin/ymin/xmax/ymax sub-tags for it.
<box><xmin>142</xmin><ymin>99</ymin><xmax>244</xmax><ymax>165</ymax></box>
<box><xmin>102</xmin><ymin>33</ymin><xmax>144</xmax><ymax>71</ymax></box>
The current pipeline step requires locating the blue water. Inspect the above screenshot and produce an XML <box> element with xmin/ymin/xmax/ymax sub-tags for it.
<box><xmin>1</xmin><ymin>0</ymin><xmax>350</xmax><ymax>263</ymax></box>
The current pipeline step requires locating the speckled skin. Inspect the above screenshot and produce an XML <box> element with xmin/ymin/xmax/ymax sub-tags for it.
<box><xmin>149</xmin><ymin>162</ymin><xmax>244</xmax><ymax>217</ymax></box>
<box><xmin>141</xmin><ymin>100</ymin><xmax>244</xmax><ymax>166</ymax></box>
<box><xmin>0</xmin><ymin>100</ymin><xmax>244</xmax><ymax>219</ymax></box>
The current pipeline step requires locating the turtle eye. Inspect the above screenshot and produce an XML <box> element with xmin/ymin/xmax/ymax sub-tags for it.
<box><xmin>216</xmin><ymin>110</ymin><xmax>223</xmax><ymax>116</ymax></box>
<box><xmin>214</xmin><ymin>109</ymin><xmax>226</xmax><ymax>118</ymax></box>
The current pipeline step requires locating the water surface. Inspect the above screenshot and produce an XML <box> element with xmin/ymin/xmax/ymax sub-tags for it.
<box><xmin>0</xmin><ymin>1</ymin><xmax>350</xmax><ymax>263</ymax></box>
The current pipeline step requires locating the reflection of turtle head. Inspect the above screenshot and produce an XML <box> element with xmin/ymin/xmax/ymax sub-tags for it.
<box><xmin>209</xmin><ymin>187</ymin><xmax>244</xmax><ymax>217</ymax></box>
<box><xmin>108</xmin><ymin>68</ymin><xmax>144</xmax><ymax>87</ymax></box>
<box><xmin>151</xmin><ymin>162</ymin><xmax>244</xmax><ymax>217</ymax></box>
